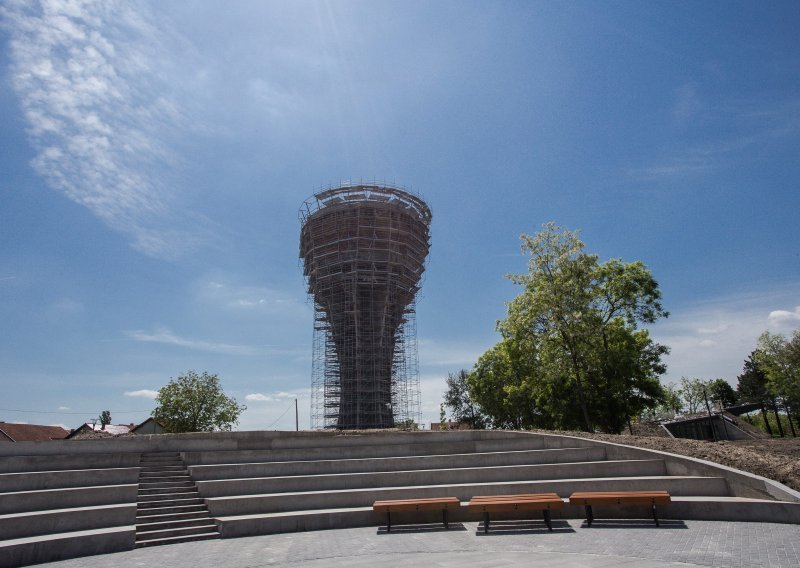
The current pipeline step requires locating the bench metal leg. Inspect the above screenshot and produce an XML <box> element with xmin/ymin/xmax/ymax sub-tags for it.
<box><xmin>543</xmin><ymin>509</ymin><xmax>552</xmax><ymax>532</ymax></box>
<box><xmin>652</xmin><ymin>504</ymin><xmax>659</xmax><ymax>527</ymax></box>
<box><xmin>386</xmin><ymin>511</ymin><xmax>391</xmax><ymax>532</ymax></box>
<box><xmin>483</xmin><ymin>512</ymin><xmax>490</xmax><ymax>534</ymax></box>
<box><xmin>443</xmin><ymin>508</ymin><xmax>449</xmax><ymax>529</ymax></box>
<box><xmin>585</xmin><ymin>505</ymin><xmax>594</xmax><ymax>527</ymax></box>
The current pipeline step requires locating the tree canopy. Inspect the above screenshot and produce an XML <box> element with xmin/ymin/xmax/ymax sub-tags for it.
<box><xmin>152</xmin><ymin>370</ymin><xmax>246</xmax><ymax>433</ymax></box>
<box><xmin>465</xmin><ymin>223</ymin><xmax>669</xmax><ymax>433</ymax></box>
<box><xmin>756</xmin><ymin>330</ymin><xmax>800</xmax><ymax>414</ymax></box>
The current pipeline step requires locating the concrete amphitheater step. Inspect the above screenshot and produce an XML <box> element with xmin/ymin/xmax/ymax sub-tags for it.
<box><xmin>136</xmin><ymin>522</ymin><xmax>220</xmax><ymax>542</ymax></box>
<box><xmin>183</xmin><ymin>435</ymin><xmax>557</xmax><ymax>466</ymax></box>
<box><xmin>205</xmin><ymin>475</ymin><xmax>729</xmax><ymax>517</ymax></box>
<box><xmin>188</xmin><ymin>446</ymin><xmax>609</xmax><ymax>481</ymax></box>
<box><xmin>196</xmin><ymin>459</ymin><xmax>667</xmax><ymax>497</ymax></box>
<box><xmin>0</xmin><ymin>526</ymin><xmax>135</xmax><ymax>568</ymax></box>
<box><xmin>0</xmin><ymin>467</ymin><xmax>140</xmax><ymax>493</ymax></box>
<box><xmin>0</xmin><ymin>453</ymin><xmax>141</xmax><ymax>475</ymax></box>
<box><xmin>134</xmin><ymin>531</ymin><xmax>220</xmax><ymax>548</ymax></box>
<box><xmin>0</xmin><ymin>484</ymin><xmax>138</xmax><ymax>515</ymax></box>
<box><xmin>0</xmin><ymin>503</ymin><xmax>136</xmax><ymax>541</ymax></box>
<box><xmin>213</xmin><ymin>495</ymin><xmax>800</xmax><ymax>539</ymax></box>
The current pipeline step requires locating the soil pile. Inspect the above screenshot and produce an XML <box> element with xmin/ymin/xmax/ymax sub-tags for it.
<box><xmin>537</xmin><ymin>430</ymin><xmax>800</xmax><ymax>493</ymax></box>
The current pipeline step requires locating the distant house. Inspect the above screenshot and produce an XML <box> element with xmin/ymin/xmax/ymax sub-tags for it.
<box><xmin>0</xmin><ymin>421</ymin><xmax>70</xmax><ymax>442</ymax></box>
<box><xmin>66</xmin><ymin>422</ymin><xmax>135</xmax><ymax>439</ymax></box>
<box><xmin>66</xmin><ymin>418</ymin><xmax>166</xmax><ymax>439</ymax></box>
<box><xmin>131</xmin><ymin>417</ymin><xmax>165</xmax><ymax>435</ymax></box>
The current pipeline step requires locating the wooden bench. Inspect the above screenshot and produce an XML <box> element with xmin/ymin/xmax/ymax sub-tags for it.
<box><xmin>468</xmin><ymin>493</ymin><xmax>564</xmax><ymax>533</ymax></box>
<box><xmin>568</xmin><ymin>491</ymin><xmax>671</xmax><ymax>527</ymax></box>
<box><xmin>372</xmin><ymin>497</ymin><xmax>461</xmax><ymax>532</ymax></box>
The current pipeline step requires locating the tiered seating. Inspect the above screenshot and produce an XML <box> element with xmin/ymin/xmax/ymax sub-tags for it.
<box><xmin>0</xmin><ymin>453</ymin><xmax>138</xmax><ymax>567</ymax></box>
<box><xmin>181</xmin><ymin>431</ymin><xmax>799</xmax><ymax>538</ymax></box>
<box><xmin>1</xmin><ymin>429</ymin><xmax>798</xmax><ymax>567</ymax></box>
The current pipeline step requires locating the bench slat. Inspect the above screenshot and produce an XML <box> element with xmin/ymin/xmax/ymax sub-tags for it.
<box><xmin>468</xmin><ymin>492</ymin><xmax>563</xmax><ymax>512</ymax></box>
<box><xmin>569</xmin><ymin>491</ymin><xmax>671</xmax><ymax>506</ymax></box>
<box><xmin>372</xmin><ymin>497</ymin><xmax>460</xmax><ymax>512</ymax></box>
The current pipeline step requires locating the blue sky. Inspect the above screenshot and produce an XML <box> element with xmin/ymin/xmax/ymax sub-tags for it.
<box><xmin>1</xmin><ymin>0</ymin><xmax>798</xmax><ymax>431</ymax></box>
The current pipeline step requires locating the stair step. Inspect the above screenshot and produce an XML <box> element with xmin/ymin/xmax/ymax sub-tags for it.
<box><xmin>139</xmin><ymin>480</ymin><xmax>194</xmax><ymax>489</ymax></box>
<box><xmin>136</xmin><ymin>523</ymin><xmax>219</xmax><ymax>541</ymax></box>
<box><xmin>134</xmin><ymin>531</ymin><xmax>220</xmax><ymax>548</ymax></box>
<box><xmin>139</xmin><ymin>485</ymin><xmax>198</xmax><ymax>495</ymax></box>
<box><xmin>136</xmin><ymin>517</ymin><xmax>216</xmax><ymax>532</ymax></box>
<box><xmin>138</xmin><ymin>492</ymin><xmax>200</xmax><ymax>501</ymax></box>
<box><xmin>137</xmin><ymin>510</ymin><xmax>216</xmax><ymax>524</ymax></box>
<box><xmin>139</xmin><ymin>472</ymin><xmax>190</xmax><ymax>479</ymax></box>
<box><xmin>137</xmin><ymin>503</ymin><xmax>208</xmax><ymax>516</ymax></box>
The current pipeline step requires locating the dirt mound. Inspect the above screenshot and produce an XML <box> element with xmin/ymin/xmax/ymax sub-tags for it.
<box><xmin>533</xmin><ymin>430</ymin><xmax>800</xmax><ymax>493</ymax></box>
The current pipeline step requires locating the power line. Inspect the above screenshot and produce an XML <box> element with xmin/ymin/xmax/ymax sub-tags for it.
<box><xmin>265</xmin><ymin>401</ymin><xmax>294</xmax><ymax>429</ymax></box>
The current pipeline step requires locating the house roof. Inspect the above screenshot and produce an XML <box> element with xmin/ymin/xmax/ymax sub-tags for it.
<box><xmin>131</xmin><ymin>417</ymin><xmax>165</xmax><ymax>432</ymax></box>
<box><xmin>65</xmin><ymin>422</ymin><xmax>135</xmax><ymax>438</ymax></box>
<box><xmin>0</xmin><ymin>422</ymin><xmax>70</xmax><ymax>442</ymax></box>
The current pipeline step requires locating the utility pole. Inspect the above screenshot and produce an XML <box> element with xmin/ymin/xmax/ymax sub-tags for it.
<box><xmin>295</xmin><ymin>398</ymin><xmax>299</xmax><ymax>432</ymax></box>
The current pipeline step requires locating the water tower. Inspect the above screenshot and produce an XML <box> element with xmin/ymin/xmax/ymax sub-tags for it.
<box><xmin>299</xmin><ymin>183</ymin><xmax>431</xmax><ymax>429</ymax></box>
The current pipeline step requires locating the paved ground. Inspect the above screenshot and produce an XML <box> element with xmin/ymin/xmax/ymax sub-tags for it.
<box><xmin>42</xmin><ymin>520</ymin><xmax>800</xmax><ymax>568</ymax></box>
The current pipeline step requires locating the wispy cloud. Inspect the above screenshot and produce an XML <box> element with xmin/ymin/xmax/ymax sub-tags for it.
<box><xmin>672</xmin><ymin>82</ymin><xmax>703</xmax><ymax>126</ymax></box>
<box><xmin>1</xmin><ymin>0</ymin><xmax>206</xmax><ymax>258</ymax></box>
<box><xmin>245</xmin><ymin>391</ymin><xmax>295</xmax><ymax>402</ymax></box>
<box><xmin>626</xmin><ymin>91</ymin><xmax>800</xmax><ymax>182</ymax></box>
<box><xmin>124</xmin><ymin>389</ymin><xmax>158</xmax><ymax>399</ymax></box>
<box><xmin>651</xmin><ymin>286</ymin><xmax>800</xmax><ymax>383</ymax></box>
<box><xmin>126</xmin><ymin>327</ymin><xmax>259</xmax><ymax>355</ymax></box>
<box><xmin>195</xmin><ymin>279</ymin><xmax>309</xmax><ymax>317</ymax></box>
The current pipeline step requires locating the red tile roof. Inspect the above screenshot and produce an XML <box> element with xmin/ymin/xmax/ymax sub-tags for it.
<box><xmin>0</xmin><ymin>422</ymin><xmax>70</xmax><ymax>442</ymax></box>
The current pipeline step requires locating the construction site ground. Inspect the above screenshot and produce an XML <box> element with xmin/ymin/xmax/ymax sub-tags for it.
<box><xmin>538</xmin><ymin>430</ymin><xmax>800</xmax><ymax>493</ymax></box>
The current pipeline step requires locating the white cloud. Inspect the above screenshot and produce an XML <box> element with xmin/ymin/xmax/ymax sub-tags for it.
<box><xmin>2</xmin><ymin>0</ymin><xmax>207</xmax><ymax>259</ymax></box>
<box><xmin>58</xmin><ymin>406</ymin><xmax>71</xmax><ymax>411</ymax></box>
<box><xmin>245</xmin><ymin>391</ymin><xmax>295</xmax><ymax>402</ymax></box>
<box><xmin>124</xmin><ymin>389</ymin><xmax>159</xmax><ymax>399</ymax></box>
<box><xmin>651</xmin><ymin>286</ymin><xmax>800</xmax><ymax>383</ymax></box>
<box><xmin>768</xmin><ymin>306</ymin><xmax>800</xmax><ymax>326</ymax></box>
<box><xmin>126</xmin><ymin>327</ymin><xmax>259</xmax><ymax>355</ymax></box>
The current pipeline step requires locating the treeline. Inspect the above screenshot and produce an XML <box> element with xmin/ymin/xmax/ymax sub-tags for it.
<box><xmin>442</xmin><ymin>223</ymin><xmax>799</xmax><ymax>436</ymax></box>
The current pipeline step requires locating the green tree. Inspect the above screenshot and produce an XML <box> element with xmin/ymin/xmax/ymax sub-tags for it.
<box><xmin>495</xmin><ymin>223</ymin><xmax>669</xmax><ymax>432</ymax></box>
<box><xmin>152</xmin><ymin>371</ymin><xmax>246</xmax><ymax>433</ymax></box>
<box><xmin>678</xmin><ymin>377</ymin><xmax>708</xmax><ymax>414</ymax></box>
<box><xmin>98</xmin><ymin>410</ymin><xmax>112</xmax><ymax>429</ymax></box>
<box><xmin>737</xmin><ymin>351</ymin><xmax>776</xmax><ymax>436</ymax></box>
<box><xmin>442</xmin><ymin>370</ymin><xmax>488</xmax><ymax>429</ymax></box>
<box><xmin>756</xmin><ymin>330</ymin><xmax>800</xmax><ymax>435</ymax></box>
<box><xmin>662</xmin><ymin>382</ymin><xmax>684</xmax><ymax>416</ymax></box>
<box><xmin>468</xmin><ymin>337</ymin><xmax>555</xmax><ymax>430</ymax></box>
<box><xmin>707</xmin><ymin>379</ymin><xmax>737</xmax><ymax>408</ymax></box>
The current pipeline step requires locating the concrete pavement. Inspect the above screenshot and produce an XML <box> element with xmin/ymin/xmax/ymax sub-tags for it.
<box><xmin>38</xmin><ymin>519</ymin><xmax>800</xmax><ymax>568</ymax></box>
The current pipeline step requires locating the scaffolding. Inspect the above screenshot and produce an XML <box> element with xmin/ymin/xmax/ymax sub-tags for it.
<box><xmin>300</xmin><ymin>182</ymin><xmax>431</xmax><ymax>430</ymax></box>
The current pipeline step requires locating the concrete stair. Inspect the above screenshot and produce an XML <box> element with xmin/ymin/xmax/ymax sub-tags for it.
<box><xmin>135</xmin><ymin>453</ymin><xmax>220</xmax><ymax>548</ymax></box>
